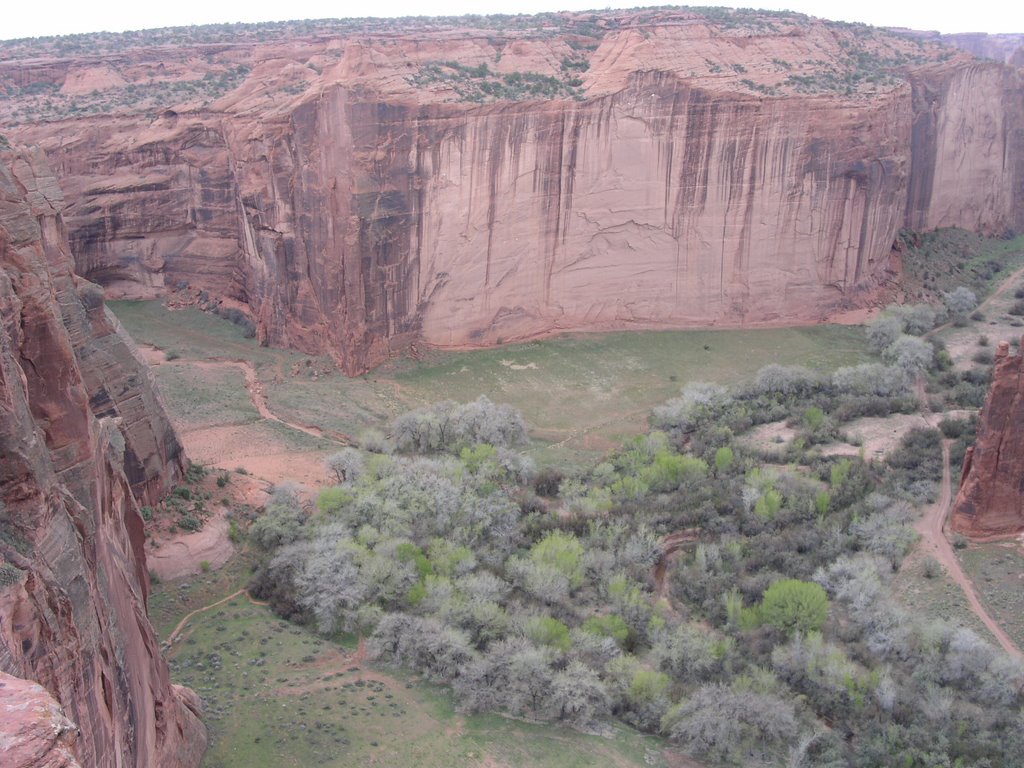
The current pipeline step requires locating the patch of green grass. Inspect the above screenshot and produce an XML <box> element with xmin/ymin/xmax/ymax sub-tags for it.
<box><xmin>158</xmin><ymin>573</ymin><xmax>668</xmax><ymax>768</ymax></box>
<box><xmin>112</xmin><ymin>301</ymin><xmax>869</xmax><ymax>468</ymax></box>
<box><xmin>958</xmin><ymin>543</ymin><xmax>1024</xmax><ymax>649</ymax></box>
<box><xmin>389</xmin><ymin>326</ymin><xmax>870</xmax><ymax>465</ymax></box>
<box><xmin>149</xmin><ymin>554</ymin><xmax>254</xmax><ymax>640</ymax></box>
<box><xmin>152</xmin><ymin>362</ymin><xmax>259</xmax><ymax>431</ymax></box>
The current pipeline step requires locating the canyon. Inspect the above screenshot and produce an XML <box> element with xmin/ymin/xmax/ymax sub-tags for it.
<box><xmin>0</xmin><ymin>11</ymin><xmax>1023</xmax><ymax>766</ymax></box>
<box><xmin>1</xmin><ymin>9</ymin><xmax>1021</xmax><ymax>374</ymax></box>
<box><xmin>0</xmin><ymin>147</ymin><xmax>205</xmax><ymax>766</ymax></box>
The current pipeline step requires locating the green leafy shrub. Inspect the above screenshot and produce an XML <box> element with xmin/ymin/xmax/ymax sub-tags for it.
<box><xmin>757</xmin><ymin>579</ymin><xmax>830</xmax><ymax>636</ymax></box>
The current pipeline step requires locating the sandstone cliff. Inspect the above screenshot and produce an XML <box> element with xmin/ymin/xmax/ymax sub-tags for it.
<box><xmin>0</xmin><ymin>147</ymin><xmax>205</xmax><ymax>767</ymax></box>
<box><xmin>952</xmin><ymin>339</ymin><xmax>1024</xmax><ymax>538</ymax></box>
<box><xmin>2</xmin><ymin>10</ymin><xmax>1023</xmax><ymax>373</ymax></box>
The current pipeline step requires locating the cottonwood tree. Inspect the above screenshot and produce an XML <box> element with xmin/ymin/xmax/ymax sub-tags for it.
<box><xmin>324</xmin><ymin>447</ymin><xmax>364</xmax><ymax>484</ymax></box>
<box><xmin>662</xmin><ymin>680</ymin><xmax>800</xmax><ymax>764</ymax></box>
<box><xmin>943</xmin><ymin>286</ymin><xmax>977</xmax><ymax>316</ymax></box>
<box><xmin>391</xmin><ymin>396</ymin><xmax>527</xmax><ymax>453</ymax></box>
<box><xmin>548</xmin><ymin>661</ymin><xmax>610</xmax><ymax>724</ymax></box>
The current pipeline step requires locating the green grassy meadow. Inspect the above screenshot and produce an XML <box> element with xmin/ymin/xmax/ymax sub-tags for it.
<box><xmin>111</xmin><ymin>300</ymin><xmax>869</xmax><ymax>467</ymax></box>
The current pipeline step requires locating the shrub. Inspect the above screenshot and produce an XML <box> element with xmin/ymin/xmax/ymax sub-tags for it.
<box><xmin>938</xmin><ymin>418</ymin><xmax>966</xmax><ymax>439</ymax></box>
<box><xmin>581</xmin><ymin>614</ymin><xmax>630</xmax><ymax>645</ymax></box>
<box><xmin>178</xmin><ymin>515</ymin><xmax>202</xmax><ymax>532</ymax></box>
<box><xmin>525</xmin><ymin>616</ymin><xmax>572</xmax><ymax>651</ymax></box>
<box><xmin>758</xmin><ymin>579</ymin><xmax>830</xmax><ymax>636</ymax></box>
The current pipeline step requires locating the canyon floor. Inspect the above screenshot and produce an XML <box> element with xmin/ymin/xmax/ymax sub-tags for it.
<box><xmin>120</xmin><ymin>258</ymin><xmax>1024</xmax><ymax>767</ymax></box>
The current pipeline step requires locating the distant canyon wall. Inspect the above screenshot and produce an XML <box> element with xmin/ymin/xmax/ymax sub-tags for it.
<box><xmin>7</xmin><ymin>22</ymin><xmax>1024</xmax><ymax>374</ymax></box>
<box><xmin>0</xmin><ymin>147</ymin><xmax>205</xmax><ymax>767</ymax></box>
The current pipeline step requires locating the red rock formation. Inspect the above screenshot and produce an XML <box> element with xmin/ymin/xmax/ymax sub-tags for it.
<box><xmin>2</xmin><ymin>11</ymin><xmax>1023</xmax><ymax>373</ymax></box>
<box><xmin>952</xmin><ymin>339</ymin><xmax>1024</xmax><ymax>538</ymax></box>
<box><xmin>0</xmin><ymin>672</ymin><xmax>81</xmax><ymax>768</ymax></box>
<box><xmin>0</xmin><ymin>147</ymin><xmax>205</xmax><ymax>767</ymax></box>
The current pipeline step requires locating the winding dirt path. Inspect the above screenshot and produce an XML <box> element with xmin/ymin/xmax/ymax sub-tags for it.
<box><xmin>214</xmin><ymin>358</ymin><xmax>353</xmax><ymax>444</ymax></box>
<box><xmin>927</xmin><ymin>263</ymin><xmax>1024</xmax><ymax>339</ymax></box>
<box><xmin>913</xmin><ymin>440</ymin><xmax>1022</xmax><ymax>657</ymax></box>
<box><xmin>148</xmin><ymin>345</ymin><xmax>354</xmax><ymax>445</ymax></box>
<box><xmin>911</xmin><ymin>369</ymin><xmax>1022</xmax><ymax>657</ymax></box>
<box><xmin>165</xmin><ymin>588</ymin><xmax>269</xmax><ymax>646</ymax></box>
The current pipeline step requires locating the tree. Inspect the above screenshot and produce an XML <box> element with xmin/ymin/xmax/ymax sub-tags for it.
<box><xmin>714</xmin><ymin>446</ymin><xmax>734</xmax><ymax>474</ymax></box>
<box><xmin>651</xmin><ymin>382</ymin><xmax>732</xmax><ymax>442</ymax></box>
<box><xmin>524</xmin><ymin>615</ymin><xmax>572</xmax><ymax>652</ymax></box>
<box><xmin>390</xmin><ymin>397</ymin><xmax>527</xmax><ymax>453</ymax></box>
<box><xmin>866</xmin><ymin>315</ymin><xmax>903</xmax><ymax>354</ymax></box>
<box><xmin>530</xmin><ymin>530</ymin><xmax>585</xmax><ymax>588</ymax></box>
<box><xmin>324</xmin><ymin>448</ymin><xmax>364</xmax><ymax>484</ymax></box>
<box><xmin>549</xmin><ymin>661</ymin><xmax>610</xmax><ymax>723</ymax></box>
<box><xmin>832</xmin><ymin>363</ymin><xmax>908</xmax><ymax>397</ymax></box>
<box><xmin>662</xmin><ymin>681</ymin><xmax>800</xmax><ymax>763</ymax></box>
<box><xmin>759</xmin><ymin>579</ymin><xmax>830</xmax><ymax>636</ymax></box>
<box><xmin>883</xmin><ymin>335</ymin><xmax>933</xmax><ymax>373</ymax></box>
<box><xmin>249</xmin><ymin>483</ymin><xmax>306</xmax><ymax>550</ymax></box>
<box><xmin>943</xmin><ymin>286</ymin><xmax>977</xmax><ymax>316</ymax></box>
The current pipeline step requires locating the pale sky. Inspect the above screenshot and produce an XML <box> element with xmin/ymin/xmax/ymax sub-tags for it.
<box><xmin>2</xmin><ymin>0</ymin><xmax>1021</xmax><ymax>41</ymax></box>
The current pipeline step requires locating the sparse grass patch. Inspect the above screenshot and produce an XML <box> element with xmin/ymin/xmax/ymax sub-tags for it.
<box><xmin>958</xmin><ymin>544</ymin><xmax>1024</xmax><ymax>649</ymax></box>
<box><xmin>158</xmin><ymin>567</ymin><xmax>667</xmax><ymax>768</ymax></box>
<box><xmin>891</xmin><ymin>553</ymin><xmax>992</xmax><ymax>640</ymax></box>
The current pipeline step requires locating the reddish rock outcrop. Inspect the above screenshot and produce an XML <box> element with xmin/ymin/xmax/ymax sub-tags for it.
<box><xmin>952</xmin><ymin>339</ymin><xmax>1024</xmax><ymax>538</ymax></box>
<box><xmin>2</xmin><ymin>11</ymin><xmax>1023</xmax><ymax>373</ymax></box>
<box><xmin>0</xmin><ymin>672</ymin><xmax>81</xmax><ymax>768</ymax></box>
<box><xmin>0</xmin><ymin>147</ymin><xmax>205</xmax><ymax>767</ymax></box>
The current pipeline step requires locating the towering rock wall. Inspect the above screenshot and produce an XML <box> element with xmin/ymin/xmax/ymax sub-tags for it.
<box><xmin>952</xmin><ymin>339</ymin><xmax>1024</xmax><ymax>538</ymax></box>
<box><xmin>0</xmin><ymin>147</ymin><xmax>205</xmax><ymax>767</ymax></box>
<box><xmin>3</xmin><ymin>11</ymin><xmax>1023</xmax><ymax>373</ymax></box>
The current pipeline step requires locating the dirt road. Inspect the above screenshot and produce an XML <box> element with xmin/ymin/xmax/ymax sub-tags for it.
<box><xmin>913</xmin><ymin>439</ymin><xmax>1022</xmax><ymax>657</ymax></box>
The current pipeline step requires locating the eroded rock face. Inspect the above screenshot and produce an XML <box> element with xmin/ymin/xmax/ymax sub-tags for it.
<box><xmin>3</xmin><ymin>11</ymin><xmax>1023</xmax><ymax>373</ymax></box>
<box><xmin>0</xmin><ymin>147</ymin><xmax>205</xmax><ymax>767</ymax></box>
<box><xmin>0</xmin><ymin>672</ymin><xmax>81</xmax><ymax>768</ymax></box>
<box><xmin>952</xmin><ymin>339</ymin><xmax>1024</xmax><ymax>538</ymax></box>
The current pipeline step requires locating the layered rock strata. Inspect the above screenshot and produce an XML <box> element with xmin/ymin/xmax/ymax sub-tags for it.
<box><xmin>952</xmin><ymin>339</ymin><xmax>1024</xmax><ymax>538</ymax></box>
<box><xmin>2</xmin><ymin>11</ymin><xmax>1023</xmax><ymax>373</ymax></box>
<box><xmin>0</xmin><ymin>146</ymin><xmax>205</xmax><ymax>767</ymax></box>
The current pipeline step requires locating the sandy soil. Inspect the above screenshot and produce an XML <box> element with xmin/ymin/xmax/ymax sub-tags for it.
<box><xmin>140</xmin><ymin>344</ymin><xmax>339</xmax><ymax>486</ymax></box>
<box><xmin>146</xmin><ymin>473</ymin><xmax>269</xmax><ymax>580</ymax></box>
<box><xmin>820</xmin><ymin>413</ymin><xmax>932</xmax><ymax>460</ymax></box>
<box><xmin>177</xmin><ymin>423</ymin><xmax>330</xmax><ymax>487</ymax></box>
<box><xmin>146</xmin><ymin>507</ymin><xmax>234</xmax><ymax>580</ymax></box>
<box><xmin>737</xmin><ymin>420</ymin><xmax>797</xmax><ymax>453</ymax></box>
